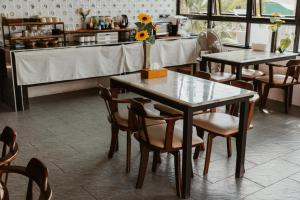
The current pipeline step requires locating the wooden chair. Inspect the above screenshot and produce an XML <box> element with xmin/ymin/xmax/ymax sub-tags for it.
<box><xmin>129</xmin><ymin>100</ymin><xmax>204</xmax><ymax>198</ymax></box>
<box><xmin>192</xmin><ymin>80</ymin><xmax>259</xmax><ymax>175</ymax></box>
<box><xmin>99</xmin><ymin>84</ymin><xmax>163</xmax><ymax>173</ymax></box>
<box><xmin>255</xmin><ymin>60</ymin><xmax>300</xmax><ymax>113</ymax></box>
<box><xmin>0</xmin><ymin>158</ymin><xmax>52</xmax><ymax>200</ymax></box>
<box><xmin>0</xmin><ymin>127</ymin><xmax>18</xmax><ymax>185</ymax></box>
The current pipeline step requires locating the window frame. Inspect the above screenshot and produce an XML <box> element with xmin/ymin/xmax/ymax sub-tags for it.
<box><xmin>178</xmin><ymin>0</ymin><xmax>300</xmax><ymax>52</ymax></box>
<box><xmin>259</xmin><ymin>0</ymin><xmax>297</xmax><ymax>18</ymax></box>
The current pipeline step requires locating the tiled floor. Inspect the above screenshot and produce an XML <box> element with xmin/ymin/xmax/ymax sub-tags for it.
<box><xmin>0</xmin><ymin>89</ymin><xmax>300</xmax><ymax>200</ymax></box>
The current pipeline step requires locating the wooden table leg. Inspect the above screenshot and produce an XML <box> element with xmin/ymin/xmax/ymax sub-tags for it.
<box><xmin>182</xmin><ymin>109</ymin><xmax>193</xmax><ymax>199</ymax></box>
<box><xmin>236</xmin><ymin>65</ymin><xmax>242</xmax><ymax>80</ymax></box>
<box><xmin>235</xmin><ymin>100</ymin><xmax>249</xmax><ymax>178</ymax></box>
<box><xmin>199</xmin><ymin>59</ymin><xmax>207</xmax><ymax>72</ymax></box>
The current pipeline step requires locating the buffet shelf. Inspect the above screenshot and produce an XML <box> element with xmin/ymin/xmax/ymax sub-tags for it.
<box><xmin>2</xmin><ymin>22</ymin><xmax>64</xmax><ymax>26</ymax></box>
<box><xmin>8</xmin><ymin>35</ymin><xmax>65</xmax><ymax>41</ymax></box>
<box><xmin>64</xmin><ymin>28</ymin><xmax>135</xmax><ymax>34</ymax></box>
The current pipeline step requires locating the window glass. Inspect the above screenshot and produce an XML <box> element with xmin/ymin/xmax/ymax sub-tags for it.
<box><xmin>261</xmin><ymin>0</ymin><xmax>297</xmax><ymax>17</ymax></box>
<box><xmin>277</xmin><ymin>25</ymin><xmax>295</xmax><ymax>51</ymax></box>
<box><xmin>184</xmin><ymin>20</ymin><xmax>207</xmax><ymax>33</ymax></box>
<box><xmin>250</xmin><ymin>24</ymin><xmax>272</xmax><ymax>49</ymax></box>
<box><xmin>250</xmin><ymin>24</ymin><xmax>295</xmax><ymax>51</ymax></box>
<box><xmin>180</xmin><ymin>0</ymin><xmax>208</xmax><ymax>14</ymax></box>
<box><xmin>220</xmin><ymin>0</ymin><xmax>247</xmax><ymax>15</ymax></box>
<box><xmin>212</xmin><ymin>21</ymin><xmax>246</xmax><ymax>45</ymax></box>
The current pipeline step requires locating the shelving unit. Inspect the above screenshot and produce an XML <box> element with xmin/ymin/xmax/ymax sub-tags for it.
<box><xmin>1</xmin><ymin>17</ymin><xmax>66</xmax><ymax>47</ymax></box>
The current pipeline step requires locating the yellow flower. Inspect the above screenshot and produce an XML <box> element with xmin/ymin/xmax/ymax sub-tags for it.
<box><xmin>138</xmin><ymin>13</ymin><xmax>152</xmax><ymax>24</ymax></box>
<box><xmin>272</xmin><ymin>12</ymin><xmax>280</xmax><ymax>17</ymax></box>
<box><xmin>135</xmin><ymin>30</ymin><xmax>149</xmax><ymax>41</ymax></box>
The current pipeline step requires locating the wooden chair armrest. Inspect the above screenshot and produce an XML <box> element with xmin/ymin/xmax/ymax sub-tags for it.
<box><xmin>112</xmin><ymin>98</ymin><xmax>131</xmax><ymax>104</ymax></box>
<box><xmin>144</xmin><ymin>112</ymin><xmax>183</xmax><ymax>122</ymax></box>
<box><xmin>266</xmin><ymin>62</ymin><xmax>286</xmax><ymax>68</ymax></box>
<box><xmin>133</xmin><ymin>98</ymin><xmax>152</xmax><ymax>104</ymax></box>
<box><xmin>0</xmin><ymin>166</ymin><xmax>27</xmax><ymax>176</ymax></box>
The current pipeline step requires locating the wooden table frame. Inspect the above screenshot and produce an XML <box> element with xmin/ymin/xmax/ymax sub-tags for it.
<box><xmin>199</xmin><ymin>51</ymin><xmax>298</xmax><ymax>80</ymax></box>
<box><xmin>110</xmin><ymin>77</ymin><xmax>252</xmax><ymax>199</ymax></box>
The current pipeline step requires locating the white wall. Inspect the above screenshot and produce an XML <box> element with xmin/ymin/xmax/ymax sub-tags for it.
<box><xmin>0</xmin><ymin>0</ymin><xmax>177</xmax><ymax>45</ymax></box>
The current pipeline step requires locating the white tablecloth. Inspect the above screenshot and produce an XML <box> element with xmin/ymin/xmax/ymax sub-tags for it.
<box><xmin>14</xmin><ymin>37</ymin><xmax>198</xmax><ymax>85</ymax></box>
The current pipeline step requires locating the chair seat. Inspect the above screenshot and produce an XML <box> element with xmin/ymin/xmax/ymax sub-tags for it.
<box><xmin>193</xmin><ymin>113</ymin><xmax>239</xmax><ymax>136</ymax></box>
<box><xmin>242</xmin><ymin>69</ymin><xmax>264</xmax><ymax>79</ymax></box>
<box><xmin>210</xmin><ymin>72</ymin><xmax>236</xmax><ymax>83</ymax></box>
<box><xmin>255</xmin><ymin>74</ymin><xmax>294</xmax><ymax>85</ymax></box>
<box><xmin>114</xmin><ymin>109</ymin><xmax>165</xmax><ymax>128</ymax></box>
<box><xmin>154</xmin><ymin>104</ymin><xmax>204</xmax><ymax>116</ymax></box>
<box><xmin>139</xmin><ymin>123</ymin><xmax>203</xmax><ymax>149</ymax></box>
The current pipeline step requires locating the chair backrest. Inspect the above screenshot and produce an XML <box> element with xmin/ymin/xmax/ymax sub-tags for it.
<box><xmin>129</xmin><ymin>100</ymin><xmax>177</xmax><ymax>150</ymax></box>
<box><xmin>194</xmin><ymin>71</ymin><xmax>211</xmax><ymax>80</ymax></box>
<box><xmin>128</xmin><ymin>100</ymin><xmax>150</xmax><ymax>143</ymax></box>
<box><xmin>286</xmin><ymin>59</ymin><xmax>300</xmax><ymax>84</ymax></box>
<box><xmin>98</xmin><ymin>84</ymin><xmax>118</xmax><ymax>124</ymax></box>
<box><xmin>0</xmin><ymin>158</ymin><xmax>52</xmax><ymax>200</ymax></box>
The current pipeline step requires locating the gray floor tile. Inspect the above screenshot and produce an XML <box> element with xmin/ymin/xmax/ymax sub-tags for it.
<box><xmin>244</xmin><ymin>178</ymin><xmax>300</xmax><ymax>200</ymax></box>
<box><xmin>244</xmin><ymin>159</ymin><xmax>300</xmax><ymax>187</ymax></box>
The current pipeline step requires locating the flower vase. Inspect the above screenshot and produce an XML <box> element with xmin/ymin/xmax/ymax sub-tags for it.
<box><xmin>82</xmin><ymin>17</ymin><xmax>87</xmax><ymax>29</ymax></box>
<box><xmin>143</xmin><ymin>42</ymin><xmax>151</xmax><ymax>69</ymax></box>
<box><xmin>270</xmin><ymin>31</ymin><xmax>278</xmax><ymax>53</ymax></box>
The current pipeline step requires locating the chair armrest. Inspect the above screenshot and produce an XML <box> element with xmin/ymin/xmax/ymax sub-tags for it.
<box><xmin>133</xmin><ymin>98</ymin><xmax>152</xmax><ymax>104</ymax></box>
<box><xmin>112</xmin><ymin>98</ymin><xmax>131</xmax><ymax>104</ymax></box>
<box><xmin>0</xmin><ymin>165</ymin><xmax>27</xmax><ymax>176</ymax></box>
<box><xmin>266</xmin><ymin>62</ymin><xmax>286</xmax><ymax>68</ymax></box>
<box><xmin>144</xmin><ymin>111</ymin><xmax>183</xmax><ymax>122</ymax></box>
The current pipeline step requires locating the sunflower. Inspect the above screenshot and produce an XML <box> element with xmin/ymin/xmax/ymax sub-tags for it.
<box><xmin>138</xmin><ymin>13</ymin><xmax>152</xmax><ymax>24</ymax></box>
<box><xmin>271</xmin><ymin>12</ymin><xmax>281</xmax><ymax>17</ymax></box>
<box><xmin>135</xmin><ymin>30</ymin><xmax>149</xmax><ymax>41</ymax></box>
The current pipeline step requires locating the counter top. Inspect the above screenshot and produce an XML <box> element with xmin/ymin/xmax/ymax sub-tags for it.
<box><xmin>4</xmin><ymin>35</ymin><xmax>199</xmax><ymax>52</ymax></box>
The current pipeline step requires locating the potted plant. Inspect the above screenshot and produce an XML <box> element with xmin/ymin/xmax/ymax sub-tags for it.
<box><xmin>268</xmin><ymin>12</ymin><xmax>285</xmax><ymax>53</ymax></box>
<box><xmin>135</xmin><ymin>13</ymin><xmax>158</xmax><ymax>69</ymax></box>
<box><xmin>78</xmin><ymin>8</ymin><xmax>91</xmax><ymax>29</ymax></box>
<box><xmin>278</xmin><ymin>35</ymin><xmax>292</xmax><ymax>53</ymax></box>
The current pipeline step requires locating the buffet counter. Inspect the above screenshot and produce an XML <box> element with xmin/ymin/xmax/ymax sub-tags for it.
<box><xmin>6</xmin><ymin>36</ymin><xmax>199</xmax><ymax>111</ymax></box>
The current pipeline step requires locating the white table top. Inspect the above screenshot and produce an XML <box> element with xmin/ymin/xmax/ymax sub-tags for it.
<box><xmin>111</xmin><ymin>71</ymin><xmax>256</xmax><ymax>108</ymax></box>
<box><xmin>201</xmin><ymin>50</ymin><xmax>298</xmax><ymax>65</ymax></box>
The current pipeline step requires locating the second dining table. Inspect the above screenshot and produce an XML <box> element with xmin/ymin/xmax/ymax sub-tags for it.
<box><xmin>199</xmin><ymin>49</ymin><xmax>298</xmax><ymax>80</ymax></box>
<box><xmin>110</xmin><ymin>71</ymin><xmax>256</xmax><ymax>199</ymax></box>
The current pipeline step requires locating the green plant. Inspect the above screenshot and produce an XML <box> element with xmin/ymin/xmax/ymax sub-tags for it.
<box><xmin>278</xmin><ymin>36</ymin><xmax>292</xmax><ymax>53</ymax></box>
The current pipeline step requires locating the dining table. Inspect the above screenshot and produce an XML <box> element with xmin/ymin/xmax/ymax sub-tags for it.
<box><xmin>110</xmin><ymin>70</ymin><xmax>256</xmax><ymax>199</ymax></box>
<box><xmin>199</xmin><ymin>49</ymin><xmax>298</xmax><ymax>80</ymax></box>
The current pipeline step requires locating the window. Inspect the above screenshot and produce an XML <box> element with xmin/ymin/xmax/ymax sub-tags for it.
<box><xmin>219</xmin><ymin>0</ymin><xmax>247</xmax><ymax>15</ymax></box>
<box><xmin>261</xmin><ymin>0</ymin><xmax>297</xmax><ymax>17</ymax></box>
<box><xmin>250</xmin><ymin>24</ymin><xmax>295</xmax><ymax>51</ymax></box>
<box><xmin>180</xmin><ymin>0</ymin><xmax>208</xmax><ymax>15</ymax></box>
<box><xmin>184</xmin><ymin>20</ymin><xmax>207</xmax><ymax>33</ymax></box>
<box><xmin>250</xmin><ymin>24</ymin><xmax>272</xmax><ymax>49</ymax></box>
<box><xmin>212</xmin><ymin>21</ymin><xmax>246</xmax><ymax>45</ymax></box>
<box><xmin>277</xmin><ymin>25</ymin><xmax>295</xmax><ymax>51</ymax></box>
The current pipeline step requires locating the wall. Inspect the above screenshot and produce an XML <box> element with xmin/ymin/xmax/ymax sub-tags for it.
<box><xmin>0</xmin><ymin>0</ymin><xmax>177</xmax><ymax>45</ymax></box>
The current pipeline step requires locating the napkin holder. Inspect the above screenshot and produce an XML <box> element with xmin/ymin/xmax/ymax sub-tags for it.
<box><xmin>141</xmin><ymin>68</ymin><xmax>168</xmax><ymax>79</ymax></box>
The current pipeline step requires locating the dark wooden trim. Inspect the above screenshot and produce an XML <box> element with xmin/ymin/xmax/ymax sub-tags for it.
<box><xmin>178</xmin><ymin>0</ymin><xmax>300</xmax><ymax>50</ymax></box>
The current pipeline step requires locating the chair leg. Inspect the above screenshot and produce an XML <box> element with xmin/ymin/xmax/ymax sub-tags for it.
<box><xmin>126</xmin><ymin>131</ymin><xmax>131</xmax><ymax>173</ymax></box>
<box><xmin>260</xmin><ymin>84</ymin><xmax>270</xmax><ymax>110</ymax></box>
<box><xmin>193</xmin><ymin>127</ymin><xmax>205</xmax><ymax>159</ymax></box>
<box><xmin>173</xmin><ymin>151</ymin><xmax>182</xmax><ymax>198</ymax></box>
<box><xmin>136</xmin><ymin>145</ymin><xmax>150</xmax><ymax>189</ymax></box>
<box><xmin>152</xmin><ymin>151</ymin><xmax>161</xmax><ymax>172</ymax></box>
<box><xmin>289</xmin><ymin>86</ymin><xmax>294</xmax><ymax>108</ymax></box>
<box><xmin>203</xmin><ymin>134</ymin><xmax>214</xmax><ymax>175</ymax></box>
<box><xmin>226</xmin><ymin>137</ymin><xmax>232</xmax><ymax>158</ymax></box>
<box><xmin>108</xmin><ymin>124</ymin><xmax>119</xmax><ymax>159</ymax></box>
<box><xmin>257</xmin><ymin>82</ymin><xmax>263</xmax><ymax>106</ymax></box>
<box><xmin>284</xmin><ymin>87</ymin><xmax>290</xmax><ymax>113</ymax></box>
